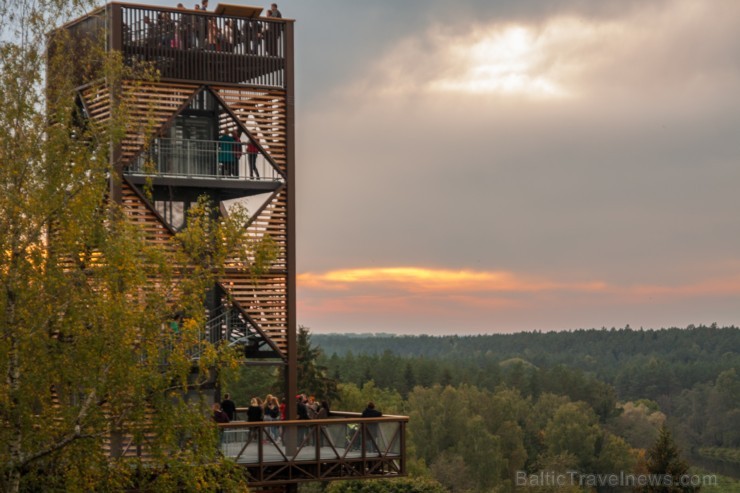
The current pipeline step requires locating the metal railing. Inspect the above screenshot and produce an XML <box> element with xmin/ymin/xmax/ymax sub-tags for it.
<box><xmin>219</xmin><ymin>412</ymin><xmax>407</xmax><ymax>485</ymax></box>
<box><xmin>127</xmin><ymin>137</ymin><xmax>282</xmax><ymax>181</ymax></box>
<box><xmin>58</xmin><ymin>3</ymin><xmax>290</xmax><ymax>88</ymax></box>
<box><xmin>119</xmin><ymin>5</ymin><xmax>287</xmax><ymax>86</ymax></box>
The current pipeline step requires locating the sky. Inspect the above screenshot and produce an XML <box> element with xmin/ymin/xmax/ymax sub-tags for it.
<box><xmin>162</xmin><ymin>0</ymin><xmax>740</xmax><ymax>334</ymax></box>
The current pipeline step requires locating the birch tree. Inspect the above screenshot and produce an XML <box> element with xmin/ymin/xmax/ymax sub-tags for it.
<box><xmin>0</xmin><ymin>0</ymin><xmax>267</xmax><ymax>490</ymax></box>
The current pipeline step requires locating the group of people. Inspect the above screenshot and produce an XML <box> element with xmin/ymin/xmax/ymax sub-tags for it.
<box><xmin>217</xmin><ymin>129</ymin><xmax>260</xmax><ymax>179</ymax></box>
<box><xmin>296</xmin><ymin>394</ymin><xmax>331</xmax><ymax>420</ymax></box>
<box><xmin>212</xmin><ymin>394</ymin><xmax>383</xmax><ymax>423</ymax></box>
<box><xmin>212</xmin><ymin>394</ymin><xmax>384</xmax><ymax>449</ymax></box>
<box><xmin>131</xmin><ymin>3</ymin><xmax>284</xmax><ymax>56</ymax></box>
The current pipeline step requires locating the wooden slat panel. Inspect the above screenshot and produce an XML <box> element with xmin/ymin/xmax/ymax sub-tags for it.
<box><xmin>82</xmin><ymin>82</ymin><xmax>200</xmax><ymax>167</ymax></box>
<box><xmin>212</xmin><ymin>87</ymin><xmax>287</xmax><ymax>175</ymax></box>
<box><xmin>219</xmin><ymin>189</ymin><xmax>288</xmax><ymax>355</ymax></box>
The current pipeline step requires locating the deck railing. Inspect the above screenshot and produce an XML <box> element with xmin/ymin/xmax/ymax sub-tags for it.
<box><xmin>126</xmin><ymin>137</ymin><xmax>282</xmax><ymax>181</ymax></box>
<box><xmin>119</xmin><ymin>4</ymin><xmax>287</xmax><ymax>86</ymax></box>
<box><xmin>59</xmin><ymin>3</ymin><xmax>289</xmax><ymax>87</ymax></box>
<box><xmin>219</xmin><ymin>412</ymin><xmax>407</xmax><ymax>485</ymax></box>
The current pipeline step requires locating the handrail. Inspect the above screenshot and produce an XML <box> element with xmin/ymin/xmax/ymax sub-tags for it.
<box><xmin>223</xmin><ymin>414</ymin><xmax>410</xmax><ymax>427</ymax></box>
<box><xmin>215</xmin><ymin>412</ymin><xmax>407</xmax><ymax>484</ymax></box>
<box><xmin>119</xmin><ymin>4</ymin><xmax>288</xmax><ymax>86</ymax></box>
<box><xmin>126</xmin><ymin>137</ymin><xmax>282</xmax><ymax>181</ymax></box>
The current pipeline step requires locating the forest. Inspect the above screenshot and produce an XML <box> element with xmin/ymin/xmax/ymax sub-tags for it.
<box><xmin>232</xmin><ymin>325</ymin><xmax>740</xmax><ymax>492</ymax></box>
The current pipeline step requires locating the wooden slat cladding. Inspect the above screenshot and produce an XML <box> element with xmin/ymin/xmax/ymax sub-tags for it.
<box><xmin>220</xmin><ymin>189</ymin><xmax>288</xmax><ymax>356</ymax></box>
<box><xmin>120</xmin><ymin>182</ymin><xmax>178</xmax><ymax>251</ymax></box>
<box><xmin>102</xmin><ymin>404</ymin><xmax>158</xmax><ymax>461</ymax></box>
<box><xmin>118</xmin><ymin>82</ymin><xmax>199</xmax><ymax>165</ymax></box>
<box><xmin>122</xmin><ymin>181</ymin><xmax>289</xmax><ymax>357</ymax></box>
<box><xmin>81</xmin><ymin>82</ymin><xmax>199</xmax><ymax>167</ymax></box>
<box><xmin>80</xmin><ymin>84</ymin><xmax>112</xmax><ymax>126</ymax></box>
<box><xmin>213</xmin><ymin>87</ymin><xmax>287</xmax><ymax>174</ymax></box>
<box><xmin>220</xmin><ymin>272</ymin><xmax>287</xmax><ymax>354</ymax></box>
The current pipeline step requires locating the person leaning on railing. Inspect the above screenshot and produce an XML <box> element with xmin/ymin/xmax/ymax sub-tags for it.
<box><xmin>361</xmin><ymin>402</ymin><xmax>382</xmax><ymax>454</ymax></box>
<box><xmin>361</xmin><ymin>402</ymin><xmax>382</xmax><ymax>418</ymax></box>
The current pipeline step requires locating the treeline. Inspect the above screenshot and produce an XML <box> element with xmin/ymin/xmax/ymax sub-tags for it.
<box><xmin>314</xmin><ymin>325</ymin><xmax>738</xmax><ymax>397</ymax></box>
<box><xmin>316</xmin><ymin>326</ymin><xmax>738</xmax><ymax>401</ymax></box>
<box><xmin>233</xmin><ymin>327</ymin><xmax>738</xmax><ymax>492</ymax></box>
<box><xmin>315</xmin><ymin>326</ymin><xmax>740</xmax><ymax>459</ymax></box>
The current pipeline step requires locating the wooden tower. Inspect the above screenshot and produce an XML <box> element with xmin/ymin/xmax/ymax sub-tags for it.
<box><xmin>63</xmin><ymin>1</ymin><xmax>298</xmax><ymax>409</ymax></box>
<box><xmin>58</xmin><ymin>3</ymin><xmax>406</xmax><ymax>486</ymax></box>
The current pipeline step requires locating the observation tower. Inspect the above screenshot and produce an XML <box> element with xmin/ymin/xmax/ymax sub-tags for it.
<box><xmin>57</xmin><ymin>3</ymin><xmax>406</xmax><ymax>488</ymax></box>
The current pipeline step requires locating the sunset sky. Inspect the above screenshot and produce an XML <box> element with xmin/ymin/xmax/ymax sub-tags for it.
<box><xmin>167</xmin><ymin>0</ymin><xmax>740</xmax><ymax>334</ymax></box>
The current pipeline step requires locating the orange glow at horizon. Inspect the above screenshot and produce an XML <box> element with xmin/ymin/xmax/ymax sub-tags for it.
<box><xmin>298</xmin><ymin>266</ymin><xmax>608</xmax><ymax>293</ymax></box>
<box><xmin>296</xmin><ymin>266</ymin><xmax>740</xmax><ymax>331</ymax></box>
<box><xmin>300</xmin><ymin>267</ymin><xmax>740</xmax><ymax>296</ymax></box>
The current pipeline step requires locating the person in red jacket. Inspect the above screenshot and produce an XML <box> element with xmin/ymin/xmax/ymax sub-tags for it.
<box><xmin>246</xmin><ymin>139</ymin><xmax>259</xmax><ymax>179</ymax></box>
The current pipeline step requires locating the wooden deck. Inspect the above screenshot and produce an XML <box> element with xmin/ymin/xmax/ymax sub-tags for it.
<box><xmin>219</xmin><ymin>414</ymin><xmax>407</xmax><ymax>485</ymax></box>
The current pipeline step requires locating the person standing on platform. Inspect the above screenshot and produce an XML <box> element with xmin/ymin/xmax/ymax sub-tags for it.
<box><xmin>230</xmin><ymin>128</ymin><xmax>242</xmax><ymax>176</ymax></box>
<box><xmin>264</xmin><ymin>3</ymin><xmax>282</xmax><ymax>56</ymax></box>
<box><xmin>246</xmin><ymin>138</ymin><xmax>260</xmax><ymax>179</ymax></box>
<box><xmin>212</xmin><ymin>402</ymin><xmax>230</xmax><ymax>423</ymax></box>
<box><xmin>221</xmin><ymin>393</ymin><xmax>236</xmax><ymax>421</ymax></box>
<box><xmin>217</xmin><ymin>131</ymin><xmax>236</xmax><ymax>176</ymax></box>
<box><xmin>246</xmin><ymin>397</ymin><xmax>264</xmax><ymax>441</ymax></box>
<box><xmin>266</xmin><ymin>3</ymin><xmax>282</xmax><ymax>18</ymax></box>
<box><xmin>361</xmin><ymin>401</ymin><xmax>382</xmax><ymax>454</ymax></box>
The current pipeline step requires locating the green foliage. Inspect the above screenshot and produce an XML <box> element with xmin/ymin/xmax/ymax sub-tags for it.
<box><xmin>641</xmin><ymin>426</ymin><xmax>698</xmax><ymax>492</ymax></box>
<box><xmin>225</xmin><ymin>366</ymin><xmax>282</xmax><ymax>408</ymax></box>
<box><xmin>0</xmin><ymin>3</ymin><xmax>264</xmax><ymax>491</ymax></box>
<box><xmin>692</xmin><ymin>470</ymin><xmax>739</xmax><ymax>493</ymax></box>
<box><xmin>314</xmin><ymin>327</ymin><xmax>740</xmax><ymax>402</ymax></box>
<box><xmin>325</xmin><ymin>478</ymin><xmax>447</xmax><ymax>493</ymax></box>
<box><xmin>697</xmin><ymin>447</ymin><xmax>740</xmax><ymax>465</ymax></box>
<box><xmin>610</xmin><ymin>401</ymin><xmax>666</xmax><ymax>449</ymax></box>
<box><xmin>335</xmin><ymin>381</ymin><xmax>405</xmax><ymax>415</ymax></box>
<box><xmin>544</xmin><ymin>402</ymin><xmax>600</xmax><ymax>468</ymax></box>
<box><xmin>317</xmin><ymin>328</ymin><xmax>739</xmax><ymax>451</ymax></box>
<box><xmin>280</xmin><ymin>326</ymin><xmax>339</xmax><ymax>401</ymax></box>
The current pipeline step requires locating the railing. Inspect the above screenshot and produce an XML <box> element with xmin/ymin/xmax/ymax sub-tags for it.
<box><xmin>119</xmin><ymin>5</ymin><xmax>287</xmax><ymax>87</ymax></box>
<box><xmin>219</xmin><ymin>412</ymin><xmax>407</xmax><ymax>485</ymax></box>
<box><xmin>186</xmin><ymin>306</ymin><xmax>280</xmax><ymax>361</ymax></box>
<box><xmin>126</xmin><ymin>137</ymin><xmax>282</xmax><ymax>181</ymax></box>
<box><xmin>204</xmin><ymin>305</ymin><xmax>248</xmax><ymax>345</ymax></box>
<box><xmin>59</xmin><ymin>3</ymin><xmax>290</xmax><ymax>88</ymax></box>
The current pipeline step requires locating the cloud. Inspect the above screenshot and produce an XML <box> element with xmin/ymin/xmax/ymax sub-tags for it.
<box><xmin>298</xmin><ymin>266</ymin><xmax>606</xmax><ymax>293</ymax></box>
<box><xmin>297</xmin><ymin>267</ymin><xmax>740</xmax><ymax>333</ymax></box>
<box><xmin>335</xmin><ymin>1</ymin><xmax>740</xmax><ymax>102</ymax></box>
<box><xmin>291</xmin><ymin>0</ymin><xmax>740</xmax><ymax>333</ymax></box>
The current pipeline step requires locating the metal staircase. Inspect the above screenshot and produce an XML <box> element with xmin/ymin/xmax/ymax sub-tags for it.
<box><xmin>194</xmin><ymin>305</ymin><xmax>280</xmax><ymax>360</ymax></box>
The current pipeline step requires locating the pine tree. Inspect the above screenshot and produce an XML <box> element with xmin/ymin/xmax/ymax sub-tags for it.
<box><xmin>283</xmin><ymin>326</ymin><xmax>338</xmax><ymax>400</ymax></box>
<box><xmin>641</xmin><ymin>426</ymin><xmax>699</xmax><ymax>492</ymax></box>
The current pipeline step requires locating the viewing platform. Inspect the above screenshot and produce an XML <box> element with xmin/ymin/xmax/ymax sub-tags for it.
<box><xmin>220</xmin><ymin>412</ymin><xmax>407</xmax><ymax>485</ymax></box>
<box><xmin>62</xmin><ymin>2</ymin><xmax>292</xmax><ymax>88</ymax></box>
<box><xmin>124</xmin><ymin>136</ymin><xmax>284</xmax><ymax>195</ymax></box>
